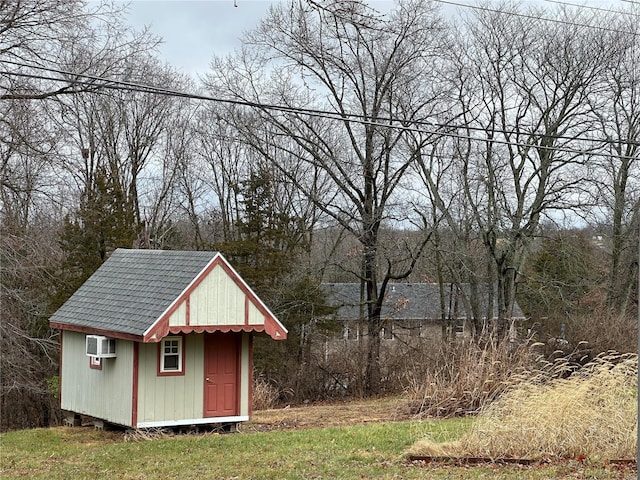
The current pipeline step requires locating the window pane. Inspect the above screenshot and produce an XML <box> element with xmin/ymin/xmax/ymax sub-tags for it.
<box><xmin>164</xmin><ymin>355</ymin><xmax>179</xmax><ymax>371</ymax></box>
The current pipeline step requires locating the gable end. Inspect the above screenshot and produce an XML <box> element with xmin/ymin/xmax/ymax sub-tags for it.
<box><xmin>144</xmin><ymin>254</ymin><xmax>287</xmax><ymax>342</ymax></box>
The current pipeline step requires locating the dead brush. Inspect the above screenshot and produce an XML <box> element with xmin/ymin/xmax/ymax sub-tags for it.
<box><xmin>124</xmin><ymin>427</ymin><xmax>174</xmax><ymax>442</ymax></box>
<box><xmin>404</xmin><ymin>339</ymin><xmax>538</xmax><ymax>417</ymax></box>
<box><xmin>252</xmin><ymin>376</ymin><xmax>280</xmax><ymax>411</ymax></box>
<box><xmin>409</xmin><ymin>351</ymin><xmax>638</xmax><ymax>462</ymax></box>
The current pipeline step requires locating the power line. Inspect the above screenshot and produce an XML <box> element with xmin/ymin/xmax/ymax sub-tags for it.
<box><xmin>1</xmin><ymin>61</ymin><xmax>638</xmax><ymax>161</ymax></box>
<box><xmin>543</xmin><ymin>0</ymin><xmax>640</xmax><ymax>18</ymax></box>
<box><xmin>3</xmin><ymin>63</ymin><xmax>624</xmax><ymax>146</ymax></box>
<box><xmin>6</xmin><ymin>60</ymin><xmax>639</xmax><ymax>148</ymax></box>
<box><xmin>431</xmin><ymin>0</ymin><xmax>639</xmax><ymax>35</ymax></box>
<box><xmin>3</xmin><ymin>62</ymin><xmax>638</xmax><ymax>158</ymax></box>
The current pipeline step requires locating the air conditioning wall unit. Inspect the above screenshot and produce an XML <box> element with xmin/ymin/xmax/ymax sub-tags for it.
<box><xmin>86</xmin><ymin>335</ymin><xmax>117</xmax><ymax>358</ymax></box>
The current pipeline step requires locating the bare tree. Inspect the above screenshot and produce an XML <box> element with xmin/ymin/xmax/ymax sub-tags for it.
<box><xmin>428</xmin><ymin>6</ymin><xmax>617</xmax><ymax>337</ymax></box>
<box><xmin>0</xmin><ymin>0</ymin><xmax>158</xmax><ymax>100</ymax></box>
<box><xmin>0</xmin><ymin>215</ymin><xmax>62</xmax><ymax>430</ymax></box>
<box><xmin>411</xmin><ymin>137</ymin><xmax>492</xmax><ymax>337</ymax></box>
<box><xmin>587</xmin><ymin>14</ymin><xmax>640</xmax><ymax>314</ymax></box>
<box><xmin>0</xmin><ymin>0</ymin><xmax>175</xmax><ymax>429</ymax></box>
<box><xmin>0</xmin><ymin>95</ymin><xmax>62</xmax><ymax>232</ymax></box>
<box><xmin>194</xmin><ymin>106</ymin><xmax>249</xmax><ymax>243</ymax></box>
<box><xmin>55</xmin><ymin>55</ymin><xmax>191</xmax><ymax>249</ymax></box>
<box><xmin>204</xmin><ymin>0</ymin><xmax>447</xmax><ymax>393</ymax></box>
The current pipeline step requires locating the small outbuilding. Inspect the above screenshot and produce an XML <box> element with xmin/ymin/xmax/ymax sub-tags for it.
<box><xmin>49</xmin><ymin>248</ymin><xmax>287</xmax><ymax>429</ymax></box>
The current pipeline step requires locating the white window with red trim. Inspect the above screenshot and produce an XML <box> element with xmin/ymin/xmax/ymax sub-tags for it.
<box><xmin>89</xmin><ymin>355</ymin><xmax>102</xmax><ymax>370</ymax></box>
<box><xmin>159</xmin><ymin>336</ymin><xmax>184</xmax><ymax>375</ymax></box>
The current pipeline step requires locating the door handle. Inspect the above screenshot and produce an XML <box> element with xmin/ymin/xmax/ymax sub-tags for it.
<box><xmin>206</xmin><ymin>377</ymin><xmax>211</xmax><ymax>382</ymax></box>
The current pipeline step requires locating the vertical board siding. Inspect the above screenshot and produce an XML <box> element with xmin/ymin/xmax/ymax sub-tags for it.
<box><xmin>190</xmin><ymin>265</ymin><xmax>245</xmax><ymax>326</ymax></box>
<box><xmin>239</xmin><ymin>333</ymin><xmax>250</xmax><ymax>417</ymax></box>
<box><xmin>247</xmin><ymin>301</ymin><xmax>263</xmax><ymax>326</ymax></box>
<box><xmin>168</xmin><ymin>301</ymin><xmax>186</xmax><ymax>327</ymax></box>
<box><xmin>60</xmin><ymin>331</ymin><xmax>133</xmax><ymax>427</ymax></box>
<box><xmin>137</xmin><ymin>334</ymin><xmax>204</xmax><ymax>423</ymax></box>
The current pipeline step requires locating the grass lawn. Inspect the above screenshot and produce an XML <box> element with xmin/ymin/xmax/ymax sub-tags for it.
<box><xmin>1</xmin><ymin>413</ymin><xmax>635</xmax><ymax>480</ymax></box>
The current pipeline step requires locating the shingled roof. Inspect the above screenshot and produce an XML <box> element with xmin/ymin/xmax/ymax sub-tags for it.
<box><xmin>49</xmin><ymin>249</ymin><xmax>219</xmax><ymax>337</ymax></box>
<box><xmin>323</xmin><ymin>283</ymin><xmax>526</xmax><ymax>321</ymax></box>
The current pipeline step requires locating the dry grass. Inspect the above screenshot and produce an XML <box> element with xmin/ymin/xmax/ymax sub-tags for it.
<box><xmin>246</xmin><ymin>396</ymin><xmax>409</xmax><ymax>432</ymax></box>
<box><xmin>409</xmin><ymin>351</ymin><xmax>638</xmax><ymax>462</ymax></box>
<box><xmin>404</xmin><ymin>339</ymin><xmax>538</xmax><ymax>417</ymax></box>
<box><xmin>252</xmin><ymin>376</ymin><xmax>281</xmax><ymax>410</ymax></box>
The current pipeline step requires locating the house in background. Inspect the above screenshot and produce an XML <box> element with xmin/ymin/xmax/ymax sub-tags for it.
<box><xmin>49</xmin><ymin>249</ymin><xmax>287</xmax><ymax>430</ymax></box>
<box><xmin>323</xmin><ymin>283</ymin><xmax>526</xmax><ymax>340</ymax></box>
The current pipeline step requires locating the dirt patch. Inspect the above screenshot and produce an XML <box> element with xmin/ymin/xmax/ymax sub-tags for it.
<box><xmin>242</xmin><ymin>396</ymin><xmax>412</xmax><ymax>432</ymax></box>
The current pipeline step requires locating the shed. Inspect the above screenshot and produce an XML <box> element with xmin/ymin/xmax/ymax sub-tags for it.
<box><xmin>49</xmin><ymin>248</ymin><xmax>287</xmax><ymax>429</ymax></box>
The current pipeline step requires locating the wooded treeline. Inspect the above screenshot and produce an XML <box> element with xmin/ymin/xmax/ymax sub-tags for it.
<box><xmin>1</xmin><ymin>0</ymin><xmax>638</xmax><ymax>430</ymax></box>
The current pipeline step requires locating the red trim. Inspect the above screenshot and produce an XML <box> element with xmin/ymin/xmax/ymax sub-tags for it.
<box><xmin>89</xmin><ymin>356</ymin><xmax>102</xmax><ymax>370</ymax></box>
<box><xmin>202</xmin><ymin>336</ymin><xmax>206</xmax><ymax>417</ymax></box>
<box><xmin>185</xmin><ymin>295</ymin><xmax>190</xmax><ymax>326</ymax></box>
<box><xmin>157</xmin><ymin>335</ymin><xmax>186</xmax><ymax>376</ymax></box>
<box><xmin>248</xmin><ymin>334</ymin><xmax>254</xmax><ymax>417</ymax></box>
<box><xmin>163</xmin><ymin>322</ymin><xmax>286</xmax><ymax>340</ymax></box>
<box><xmin>244</xmin><ymin>297</ymin><xmax>249</xmax><ymax>325</ymax></box>
<box><xmin>132</xmin><ymin>342</ymin><xmax>139</xmax><ymax>428</ymax></box>
<box><xmin>50</xmin><ymin>322</ymin><xmax>143</xmax><ymax>343</ymax></box>
<box><xmin>168</xmin><ymin>324</ymin><xmax>266</xmax><ymax>334</ymax></box>
<box><xmin>264</xmin><ymin>316</ymin><xmax>286</xmax><ymax>340</ymax></box>
<box><xmin>144</xmin><ymin>321</ymin><xmax>170</xmax><ymax>343</ymax></box>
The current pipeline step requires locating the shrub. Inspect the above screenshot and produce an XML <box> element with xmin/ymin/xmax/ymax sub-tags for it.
<box><xmin>565</xmin><ymin>310</ymin><xmax>638</xmax><ymax>355</ymax></box>
<box><xmin>252</xmin><ymin>375</ymin><xmax>281</xmax><ymax>411</ymax></box>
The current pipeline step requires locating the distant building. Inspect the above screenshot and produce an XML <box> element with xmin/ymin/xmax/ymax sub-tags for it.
<box><xmin>323</xmin><ymin>282</ymin><xmax>526</xmax><ymax>340</ymax></box>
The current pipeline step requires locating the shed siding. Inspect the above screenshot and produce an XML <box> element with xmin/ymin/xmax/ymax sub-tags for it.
<box><xmin>168</xmin><ymin>301</ymin><xmax>186</xmax><ymax>327</ymax></box>
<box><xmin>137</xmin><ymin>334</ymin><xmax>204</xmax><ymax>424</ymax></box>
<box><xmin>247</xmin><ymin>301</ymin><xmax>263</xmax><ymax>325</ymax></box>
<box><xmin>158</xmin><ymin>263</ymin><xmax>273</xmax><ymax>331</ymax></box>
<box><xmin>60</xmin><ymin>331</ymin><xmax>133</xmax><ymax>427</ymax></box>
<box><xmin>190</xmin><ymin>264</ymin><xmax>246</xmax><ymax>326</ymax></box>
<box><xmin>239</xmin><ymin>333</ymin><xmax>250</xmax><ymax>416</ymax></box>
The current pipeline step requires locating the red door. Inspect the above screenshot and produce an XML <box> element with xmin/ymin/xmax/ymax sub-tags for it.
<box><xmin>204</xmin><ymin>333</ymin><xmax>239</xmax><ymax>417</ymax></box>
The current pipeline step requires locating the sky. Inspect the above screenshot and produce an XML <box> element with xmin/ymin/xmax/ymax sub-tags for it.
<box><xmin>122</xmin><ymin>0</ymin><xmax>629</xmax><ymax>78</ymax></box>
<box><xmin>122</xmin><ymin>0</ymin><xmax>395</xmax><ymax>77</ymax></box>
<box><xmin>123</xmin><ymin>0</ymin><xmax>276</xmax><ymax>76</ymax></box>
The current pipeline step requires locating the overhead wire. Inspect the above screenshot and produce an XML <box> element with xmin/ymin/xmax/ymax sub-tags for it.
<box><xmin>430</xmin><ymin>0</ymin><xmax>639</xmax><ymax>35</ymax></box>
<box><xmin>542</xmin><ymin>0</ymin><xmax>640</xmax><ymax>18</ymax></box>
<box><xmin>1</xmin><ymin>60</ymin><xmax>638</xmax><ymax>161</ymax></box>
<box><xmin>5</xmin><ymin>59</ymin><xmax>639</xmax><ymax>148</ymax></box>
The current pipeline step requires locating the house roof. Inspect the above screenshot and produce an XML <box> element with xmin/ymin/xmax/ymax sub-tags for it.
<box><xmin>323</xmin><ymin>283</ymin><xmax>526</xmax><ymax>321</ymax></box>
<box><xmin>49</xmin><ymin>249</ymin><xmax>287</xmax><ymax>341</ymax></box>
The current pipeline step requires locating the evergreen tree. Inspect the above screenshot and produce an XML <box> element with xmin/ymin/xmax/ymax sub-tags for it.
<box><xmin>215</xmin><ymin>167</ymin><xmax>306</xmax><ymax>294</ymax></box>
<box><xmin>214</xmin><ymin>167</ymin><xmax>335</xmax><ymax>400</ymax></box>
<box><xmin>519</xmin><ymin>231</ymin><xmax>601</xmax><ymax>336</ymax></box>
<box><xmin>52</xmin><ymin>166</ymin><xmax>138</xmax><ymax>310</ymax></box>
